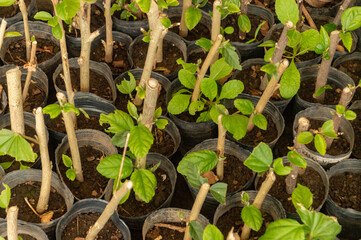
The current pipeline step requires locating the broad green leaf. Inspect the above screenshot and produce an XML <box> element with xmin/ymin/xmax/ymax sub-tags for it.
<box><xmin>234</xmin><ymin>99</ymin><xmax>254</xmax><ymax>115</ymax></box>
<box><xmin>189</xmin><ymin>221</ymin><xmax>203</xmax><ymax>240</ymax></box>
<box><xmin>261</xmin><ymin>63</ymin><xmax>277</xmax><ymax>75</ymax></box>
<box><xmin>220</xmin><ymin>43</ymin><xmax>242</xmax><ymax>70</ymax></box>
<box><xmin>183</xmin><ymin>164</ymin><xmax>208</xmax><ymax>188</ymax></box>
<box><xmin>0</xmin><ymin>0</ymin><xmax>15</xmax><ymax>6</ymax></box>
<box><xmin>110</xmin><ymin>3</ymin><xmax>122</xmax><ymax>15</ymax></box>
<box><xmin>178</xmin><ymin>69</ymin><xmax>196</xmax><ymax>89</ymax></box>
<box><xmin>43</xmin><ymin>104</ymin><xmax>61</xmax><ymax>119</ymax></box>
<box><xmin>56</xmin><ymin>0</ymin><xmax>80</xmax><ymax>21</ymax></box>
<box><xmin>287</xmin><ymin>150</ymin><xmax>307</xmax><ymax>168</ymax></box>
<box><xmin>321</xmin><ymin>120</ymin><xmax>337</xmax><ymax>138</ymax></box>
<box><xmin>34</xmin><ymin>11</ymin><xmax>53</xmax><ymax>21</ymax></box>
<box><xmin>244</xmin><ymin>142</ymin><xmax>273</xmax><ymax>173</ymax></box>
<box><xmin>52</xmin><ymin>24</ymin><xmax>62</xmax><ymax>40</ymax></box>
<box><xmin>323</xmin><ymin>23</ymin><xmax>337</xmax><ymax>34</ymax></box>
<box><xmin>238</xmin><ymin>14</ymin><xmax>251</xmax><ymax>33</ymax></box>
<box><xmin>189</xmin><ymin>100</ymin><xmax>205</xmax><ymax>115</ymax></box>
<box><xmin>336</xmin><ymin>105</ymin><xmax>345</xmax><ymax>115</ymax></box>
<box><xmin>241</xmin><ymin>205</ymin><xmax>263</xmax><ymax>231</ymax></box>
<box><xmin>128</xmin><ymin>125</ymin><xmax>153</xmax><ymax>159</ymax></box>
<box><xmin>319</xmin><ymin>26</ymin><xmax>331</xmax><ymax>52</ymax></box>
<box><xmin>4</xmin><ymin>32</ymin><xmax>22</xmax><ymax>37</ymax></box>
<box><xmin>345</xmin><ymin>110</ymin><xmax>357</xmax><ymax>120</ymax></box>
<box><xmin>252</xmin><ymin>113</ymin><xmax>267</xmax><ymax>130</ymax></box>
<box><xmin>292</xmin><ymin>184</ymin><xmax>313</xmax><ymax>209</ymax></box>
<box><xmin>19</xmin><ymin>162</ymin><xmax>30</xmax><ymax>170</ymax></box>
<box><xmin>275</xmin><ymin>0</ymin><xmax>299</xmax><ymax>25</ymax></box>
<box><xmin>154</xmin><ymin>107</ymin><xmax>162</xmax><ymax>119</ymax></box>
<box><xmin>222</xmin><ymin>114</ymin><xmax>248</xmax><ymax>140</ymax></box>
<box><xmin>203</xmin><ymin>225</ymin><xmax>224</xmax><ymax>240</ymax></box>
<box><xmin>219</xmin><ymin>80</ymin><xmax>244</xmax><ymax>100</ymax></box>
<box><xmin>197</xmin><ymin>111</ymin><xmax>211</xmax><ymax>122</ymax></box>
<box><xmin>131</xmin><ymin>169</ymin><xmax>156</xmax><ymax>203</ymax></box>
<box><xmin>201</xmin><ymin>78</ymin><xmax>217</xmax><ymax>102</ymax></box>
<box><xmin>160</xmin><ymin>17</ymin><xmax>171</xmax><ymax>28</ymax></box>
<box><xmin>0</xmin><ymin>184</ymin><xmax>10</xmax><ymax>209</ymax></box>
<box><xmin>0</xmin><ymin>129</ymin><xmax>36</xmax><ymax>162</ymax></box>
<box><xmin>127</xmin><ymin>101</ymin><xmax>138</xmax><ymax>120</ymax></box>
<box><xmin>99</xmin><ymin>110</ymin><xmax>134</xmax><ymax>133</ymax></box>
<box><xmin>196</xmin><ymin>37</ymin><xmax>212</xmax><ymax>52</ymax></box>
<box><xmin>117</xmin><ymin>73</ymin><xmax>136</xmax><ymax>94</ymax></box>
<box><xmin>135</xmin><ymin>0</ymin><xmax>151</xmax><ymax>13</ymax></box>
<box><xmin>341</xmin><ymin>7</ymin><xmax>361</xmax><ymax>31</ymax></box>
<box><xmin>340</xmin><ymin>31</ymin><xmax>352</xmax><ymax>52</ymax></box>
<box><xmin>66</xmin><ymin>169</ymin><xmax>76</xmax><ymax>181</ymax></box>
<box><xmin>177</xmin><ymin>59</ymin><xmax>198</xmax><ymax>73</ymax></box>
<box><xmin>166</xmin><ymin>0</ymin><xmax>179</xmax><ymax>6</ymax></box>
<box><xmin>96</xmin><ymin>154</ymin><xmax>133</xmax><ymax>179</ymax></box>
<box><xmin>177</xmin><ymin>150</ymin><xmax>218</xmax><ymax>175</ymax></box>
<box><xmin>62</xmin><ymin>154</ymin><xmax>72</xmax><ymax>168</ymax></box>
<box><xmin>279</xmin><ymin>61</ymin><xmax>300</xmax><ymax>99</ymax></box>
<box><xmin>314</xmin><ymin>84</ymin><xmax>332</xmax><ymax>97</ymax></box>
<box><xmin>62</xmin><ymin>103</ymin><xmax>80</xmax><ymax>115</ymax></box>
<box><xmin>136</xmin><ymin>85</ymin><xmax>146</xmax><ymax>99</ymax></box>
<box><xmin>223</xmin><ymin>26</ymin><xmax>234</xmax><ymax>34</ymax></box>
<box><xmin>209</xmin><ymin>104</ymin><xmax>227</xmax><ymax>124</ymax></box>
<box><xmin>155</xmin><ymin>118</ymin><xmax>168</xmax><ymax>129</ymax></box>
<box><xmin>259</xmin><ymin>219</ymin><xmax>304</xmax><ymax>240</ymax></box>
<box><xmin>210</xmin><ymin>58</ymin><xmax>233</xmax><ymax>81</ymax></box>
<box><xmin>111</xmin><ymin>131</ymin><xmax>129</xmax><ymax>148</ymax></box>
<box><xmin>167</xmin><ymin>93</ymin><xmax>191</xmax><ymax>115</ymax></box>
<box><xmin>299</xmin><ymin>29</ymin><xmax>320</xmax><ymax>52</ymax></box>
<box><xmin>185</xmin><ymin>7</ymin><xmax>202</xmax><ymax>30</ymax></box>
<box><xmin>314</xmin><ymin>134</ymin><xmax>326</xmax><ymax>155</ymax></box>
<box><xmin>157</xmin><ymin>0</ymin><xmax>167</xmax><ymax>9</ymax></box>
<box><xmin>264</xmin><ymin>47</ymin><xmax>275</xmax><ymax>62</ymax></box>
<box><xmin>273</xmin><ymin>157</ymin><xmax>292</xmax><ymax>176</ymax></box>
<box><xmin>210</xmin><ymin>182</ymin><xmax>227</xmax><ymax>204</ymax></box>
<box><xmin>0</xmin><ymin>161</ymin><xmax>13</xmax><ymax>170</ymax></box>
<box><xmin>297</xmin><ymin>131</ymin><xmax>313</xmax><ymax>144</ymax></box>
<box><xmin>286</xmin><ymin>29</ymin><xmax>302</xmax><ymax>49</ymax></box>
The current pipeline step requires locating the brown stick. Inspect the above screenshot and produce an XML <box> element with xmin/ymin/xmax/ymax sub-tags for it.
<box><xmin>314</xmin><ymin>30</ymin><xmax>340</xmax><ymax>103</ymax></box>
<box><xmin>56</xmin><ymin>92</ymin><xmax>84</xmax><ymax>182</ymax></box>
<box><xmin>18</xmin><ymin>0</ymin><xmax>31</xmax><ymax>61</ymax></box>
<box><xmin>179</xmin><ymin>0</ymin><xmax>192</xmax><ymax>37</ymax></box>
<box><xmin>183</xmin><ymin>183</ymin><xmax>210</xmax><ymax>240</ymax></box>
<box><xmin>22</xmin><ymin>40</ymin><xmax>37</xmax><ymax>103</ymax></box>
<box><xmin>7</xmin><ymin>206</ymin><xmax>18</xmax><ymax>240</ymax></box>
<box><xmin>211</xmin><ymin>0</ymin><xmax>222</xmax><ymax>65</ymax></box>
<box><xmin>34</xmin><ymin>107</ymin><xmax>52</xmax><ymax>214</ymax></box>
<box><xmin>333</xmin><ymin>0</ymin><xmax>354</xmax><ymax>26</ymax></box>
<box><xmin>156</xmin><ymin>20</ymin><xmax>168</xmax><ymax>64</ymax></box>
<box><xmin>302</xmin><ymin>5</ymin><xmax>317</xmax><ymax>30</ymax></box>
<box><xmin>104</xmin><ymin>0</ymin><xmax>113</xmax><ymax>63</ymax></box>
<box><xmin>115</xmin><ymin>132</ymin><xmax>131</xmax><ymax>191</ymax></box>
<box><xmin>191</xmin><ymin>34</ymin><xmax>223</xmax><ymax>103</ymax></box>
<box><xmin>216</xmin><ymin>115</ymin><xmax>226</xmax><ymax>181</ymax></box>
<box><xmin>247</xmin><ymin>59</ymin><xmax>289</xmax><ymax>132</ymax></box>
<box><xmin>239</xmin><ymin>0</ymin><xmax>250</xmax><ymax>40</ymax></box>
<box><xmin>297</xmin><ymin>0</ymin><xmax>304</xmax><ymax>29</ymax></box>
<box><xmin>6</xmin><ymin>68</ymin><xmax>24</xmax><ymax>135</ymax></box>
<box><xmin>0</xmin><ymin>19</ymin><xmax>7</xmax><ymax>51</ymax></box>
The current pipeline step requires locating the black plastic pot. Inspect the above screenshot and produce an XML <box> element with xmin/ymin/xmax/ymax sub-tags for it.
<box><xmin>55</xmin><ymin>198</ymin><xmax>131</xmax><ymax>240</ymax></box>
<box><xmin>53</xmin><ymin>57</ymin><xmax>117</xmax><ymax>104</ymax></box>
<box><xmin>183</xmin><ymin>138</ymin><xmax>255</xmax><ymax>216</ymax></box>
<box><xmin>305</xmin><ymin>0</ymin><xmax>344</xmax><ymax>18</ymax></box>
<box><xmin>0</xmin><ymin>0</ymin><xmax>36</xmax><ymax>27</ymax></box>
<box><xmin>348</xmin><ymin>100</ymin><xmax>361</xmax><ymax>158</ymax></box>
<box><xmin>129</xmin><ymin>31</ymin><xmax>187</xmax><ymax>80</ymax></box>
<box><xmin>293</xmin><ymin>106</ymin><xmax>354</xmax><ymax>168</ymax></box>
<box><xmin>142</xmin><ymin>207</ymin><xmax>210</xmax><ymax>240</ymax></box>
<box><xmin>54</xmin><ymin>129</ymin><xmax>118</xmax><ymax>200</ymax></box>
<box><xmin>0</xmin><ymin>222</ymin><xmax>49</xmax><ymax>240</ymax></box>
<box><xmin>0</xmin><ymin>88</ymin><xmax>7</xmax><ymax>116</ymax></box>
<box><xmin>323</xmin><ymin>159</ymin><xmax>361</xmax><ymax>240</ymax></box>
<box><xmin>117</xmin><ymin>153</ymin><xmax>177</xmax><ymax>231</ymax></box>
<box><xmin>293</xmin><ymin>65</ymin><xmax>355</xmax><ymax>113</ymax></box>
<box><xmin>0</xmin><ymin>21</ymin><xmax>61</xmax><ymax>77</ymax></box>
<box><xmin>155</xmin><ymin>116</ymin><xmax>181</xmax><ymax>158</ymax></box>
<box><xmin>0</xmin><ymin>169</ymin><xmax>74</xmax><ymax>236</ymax></box>
<box><xmin>112</xmin><ymin>10</ymin><xmax>148</xmax><ymax>38</ymax></box>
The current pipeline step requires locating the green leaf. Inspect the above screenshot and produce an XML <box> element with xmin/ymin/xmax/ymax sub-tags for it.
<box><xmin>110</xmin><ymin>3</ymin><xmax>122</xmax><ymax>15</ymax></box>
<box><xmin>340</xmin><ymin>31</ymin><xmax>353</xmax><ymax>52</ymax></box>
<box><xmin>258</xmin><ymin>40</ymin><xmax>276</xmax><ymax>47</ymax></box>
<box><xmin>341</xmin><ymin>7</ymin><xmax>361</xmax><ymax>31</ymax></box>
<box><xmin>345</xmin><ymin>110</ymin><xmax>357</xmax><ymax>120</ymax></box>
<box><xmin>56</xmin><ymin>0</ymin><xmax>80</xmax><ymax>21</ymax></box>
<box><xmin>43</xmin><ymin>104</ymin><xmax>61</xmax><ymax>119</ymax></box>
<box><xmin>136</xmin><ymin>85</ymin><xmax>146</xmax><ymax>99</ymax></box>
<box><xmin>287</xmin><ymin>150</ymin><xmax>307</xmax><ymax>168</ymax></box>
<box><xmin>273</xmin><ymin>157</ymin><xmax>292</xmax><ymax>176</ymax></box>
<box><xmin>19</xmin><ymin>162</ymin><xmax>30</xmax><ymax>170</ymax></box>
<box><xmin>279</xmin><ymin>61</ymin><xmax>300</xmax><ymax>99</ymax></box>
<box><xmin>189</xmin><ymin>221</ymin><xmax>204</xmax><ymax>240</ymax></box>
<box><xmin>259</xmin><ymin>219</ymin><xmax>304</xmax><ymax>240</ymax></box>
<box><xmin>275</xmin><ymin>0</ymin><xmax>299</xmax><ymax>25</ymax></box>
<box><xmin>131</xmin><ymin>169</ymin><xmax>157</xmax><ymax>203</ymax></box>
<box><xmin>210</xmin><ymin>182</ymin><xmax>227</xmax><ymax>204</ymax></box>
<box><xmin>321</xmin><ymin>120</ymin><xmax>337</xmax><ymax>138</ymax></box>
<box><xmin>116</xmin><ymin>181</ymin><xmax>131</xmax><ymax>204</ymax></box>
<box><xmin>142</xmin><ymin>35</ymin><xmax>150</xmax><ymax>43</ymax></box>
<box><xmin>63</xmin><ymin>103</ymin><xmax>80</xmax><ymax>115</ymax></box>
<box><xmin>97</xmin><ymin>154</ymin><xmax>133</xmax><ymax>179</ymax></box>
<box><xmin>52</xmin><ymin>24</ymin><xmax>63</xmax><ymax>40</ymax></box>
<box><xmin>314</xmin><ymin>134</ymin><xmax>326</xmax><ymax>155</ymax></box>
<box><xmin>244</xmin><ymin>142</ymin><xmax>273</xmax><ymax>173</ymax></box>
<box><xmin>0</xmin><ymin>161</ymin><xmax>13</xmax><ymax>170</ymax></box>
<box><xmin>0</xmin><ymin>129</ymin><xmax>36</xmax><ymax>162</ymax></box>
<box><xmin>155</xmin><ymin>118</ymin><xmax>168</xmax><ymax>130</ymax></box>
<box><xmin>209</xmin><ymin>104</ymin><xmax>227</xmax><ymax>124</ymax></box>
<box><xmin>66</xmin><ymin>169</ymin><xmax>76</xmax><ymax>181</ymax></box>
<box><xmin>160</xmin><ymin>17</ymin><xmax>171</xmax><ymax>28</ymax></box>
<box><xmin>62</xmin><ymin>154</ymin><xmax>72</xmax><ymax>168</ymax></box>
<box><xmin>286</xmin><ymin>29</ymin><xmax>302</xmax><ymax>48</ymax></box>
<box><xmin>241</xmin><ymin>205</ymin><xmax>263</xmax><ymax>231</ymax></box>
<box><xmin>177</xmin><ymin>59</ymin><xmax>198</xmax><ymax>73</ymax></box>
<box><xmin>135</xmin><ymin>0</ymin><xmax>151</xmax><ymax>13</ymax></box>
<box><xmin>0</xmin><ymin>184</ymin><xmax>10</xmax><ymax>209</ymax></box>
<box><xmin>220</xmin><ymin>43</ymin><xmax>242</xmax><ymax>70</ymax></box>
<box><xmin>292</xmin><ymin>184</ymin><xmax>313</xmax><ymax>209</ymax></box>
<box><xmin>128</xmin><ymin>125</ymin><xmax>153</xmax><ymax>159</ymax></box>
<box><xmin>157</xmin><ymin>0</ymin><xmax>168</xmax><ymax>8</ymax></box>
<box><xmin>234</xmin><ymin>99</ymin><xmax>254</xmax><ymax>115</ymax></box>
<box><xmin>196</xmin><ymin>38</ymin><xmax>212</xmax><ymax>52</ymax></box>
<box><xmin>323</xmin><ymin>23</ymin><xmax>337</xmax><ymax>34</ymax></box>
<box><xmin>219</xmin><ymin>80</ymin><xmax>244</xmax><ymax>100</ymax></box>
<box><xmin>224</xmin><ymin>26</ymin><xmax>234</xmax><ymax>34</ymax></box>
<box><xmin>201</xmin><ymin>78</ymin><xmax>217</xmax><ymax>102</ymax></box>
<box><xmin>261</xmin><ymin>63</ymin><xmax>277</xmax><ymax>75</ymax></box>
<box><xmin>264</xmin><ymin>47</ymin><xmax>275</xmax><ymax>62</ymax></box>
<box><xmin>127</xmin><ymin>101</ymin><xmax>138</xmax><ymax>120</ymax></box>
<box><xmin>183</xmin><ymin>164</ymin><xmax>208</xmax><ymax>188</ymax></box>
<box><xmin>34</xmin><ymin>11</ymin><xmax>53</xmax><ymax>21</ymax></box>
<box><xmin>203</xmin><ymin>225</ymin><xmax>224</xmax><ymax>240</ymax></box>
<box><xmin>117</xmin><ymin>73</ymin><xmax>136</xmax><ymax>94</ymax></box>
<box><xmin>314</xmin><ymin>84</ymin><xmax>332</xmax><ymax>97</ymax></box>
<box><xmin>177</xmin><ymin>150</ymin><xmax>218</xmax><ymax>175</ymax></box>
<box><xmin>197</xmin><ymin>110</ymin><xmax>211</xmax><ymax>122</ymax></box>
<box><xmin>78</xmin><ymin>108</ymin><xmax>89</xmax><ymax>119</ymax></box>
<box><xmin>299</xmin><ymin>29</ymin><xmax>320</xmax><ymax>52</ymax></box>
<box><xmin>49</xmin><ymin>16</ymin><xmax>59</xmax><ymax>28</ymax></box>
<box><xmin>178</xmin><ymin>69</ymin><xmax>196</xmax><ymax>89</ymax></box>
<box><xmin>336</xmin><ymin>105</ymin><xmax>345</xmax><ymax>115</ymax></box>
<box><xmin>0</xmin><ymin>0</ymin><xmax>15</xmax><ymax>6</ymax></box>
<box><xmin>167</xmin><ymin>93</ymin><xmax>191</xmax><ymax>115</ymax></box>
<box><xmin>319</xmin><ymin>26</ymin><xmax>331</xmax><ymax>52</ymax></box>
<box><xmin>222</xmin><ymin>114</ymin><xmax>248</xmax><ymax>140</ymax></box>
<box><xmin>210</xmin><ymin>58</ymin><xmax>233</xmax><ymax>81</ymax></box>
<box><xmin>241</xmin><ymin>191</ymin><xmax>250</xmax><ymax>204</ymax></box>
<box><xmin>99</xmin><ymin>110</ymin><xmax>134</xmax><ymax>133</ymax></box>
<box><xmin>185</xmin><ymin>7</ymin><xmax>202</xmax><ymax>30</ymax></box>
<box><xmin>189</xmin><ymin>101</ymin><xmax>205</xmax><ymax>115</ymax></box>
<box><xmin>252</xmin><ymin>113</ymin><xmax>267</xmax><ymax>130</ymax></box>
<box><xmin>166</xmin><ymin>0</ymin><xmax>179</xmax><ymax>6</ymax></box>
<box><xmin>297</xmin><ymin>131</ymin><xmax>313</xmax><ymax>144</ymax></box>
<box><xmin>238</xmin><ymin>14</ymin><xmax>251</xmax><ymax>33</ymax></box>
<box><xmin>154</xmin><ymin>107</ymin><xmax>162</xmax><ymax>119</ymax></box>
<box><xmin>111</xmin><ymin>131</ymin><xmax>129</xmax><ymax>148</ymax></box>
<box><xmin>4</xmin><ymin>32</ymin><xmax>22</xmax><ymax>37</ymax></box>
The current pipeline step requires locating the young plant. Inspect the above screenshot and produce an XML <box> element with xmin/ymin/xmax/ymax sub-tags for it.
<box><xmin>111</xmin><ymin>0</ymin><xmax>146</xmax><ymax>21</ymax></box>
<box><xmin>179</xmin><ymin>0</ymin><xmax>207</xmax><ymax>38</ymax></box>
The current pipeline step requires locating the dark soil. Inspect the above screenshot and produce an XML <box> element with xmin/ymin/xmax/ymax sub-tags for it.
<box><xmin>351</xmin><ymin>109</ymin><xmax>361</xmax><ymax>158</ymax></box>
<box><xmin>131</xmin><ymin>40</ymin><xmax>184</xmax><ymax>76</ymax></box>
<box><xmin>169</xmin><ymin>16</ymin><xmax>211</xmax><ymax>41</ymax></box>
<box><xmin>63</xmin><ymin>4</ymin><xmax>105</xmax><ymax>38</ymax></box>
<box><xmin>90</xmin><ymin>40</ymin><xmax>131</xmax><ymax>75</ymax></box>
<box><xmin>216</xmin><ymin>207</ymin><xmax>274</xmax><ymax>239</ymax></box>
<box><xmin>329</xmin><ymin>172</ymin><xmax>361</xmax><ymax>211</ymax></box>
<box><xmin>221</xmin><ymin>14</ymin><xmax>269</xmax><ymax>43</ymax></box>
<box><xmin>47</xmin><ymin>114</ymin><xmax>104</xmax><ymax>134</ymax></box>
<box><xmin>58</xmin><ymin>145</ymin><xmax>109</xmax><ymax>199</ymax></box>
<box><xmin>4</xmin><ymin>38</ymin><xmax>60</xmax><ymax>66</ymax></box>
<box><xmin>61</xmin><ymin>212</ymin><xmax>124</xmax><ymax>240</ymax></box>
<box><xmin>305</xmin><ymin>119</ymin><xmax>350</xmax><ymax>156</ymax></box>
<box><xmin>0</xmin><ymin>182</ymin><xmax>66</xmax><ymax>223</ymax></box>
<box><xmin>256</xmin><ymin>166</ymin><xmax>326</xmax><ymax>213</ymax></box>
<box><xmin>4</xmin><ymin>235</ymin><xmax>36</xmax><ymax>240</ymax></box>
<box><xmin>0</xmin><ymin>0</ymin><xmax>30</xmax><ymax>18</ymax></box>
<box><xmin>336</xmin><ymin>60</ymin><xmax>361</xmax><ymax>101</ymax></box>
<box><xmin>150</xmin><ymin>127</ymin><xmax>175</xmax><ymax>157</ymax></box>
<box><xmin>298</xmin><ymin>78</ymin><xmax>342</xmax><ymax>105</ymax></box>
<box><xmin>187</xmin><ymin>49</ymin><xmax>207</xmax><ymax>65</ymax></box>
<box><xmin>118</xmin><ymin>168</ymin><xmax>172</xmax><ymax>218</ymax></box>
<box><xmin>55</xmin><ymin>68</ymin><xmax>113</xmax><ymax>102</ymax></box>
<box><xmin>146</xmin><ymin>222</ymin><xmax>185</xmax><ymax>240</ymax></box>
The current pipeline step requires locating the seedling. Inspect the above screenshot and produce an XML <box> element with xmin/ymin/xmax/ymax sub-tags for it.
<box><xmin>179</xmin><ymin>0</ymin><xmax>207</xmax><ymax>37</ymax></box>
<box><xmin>111</xmin><ymin>0</ymin><xmax>146</xmax><ymax>21</ymax></box>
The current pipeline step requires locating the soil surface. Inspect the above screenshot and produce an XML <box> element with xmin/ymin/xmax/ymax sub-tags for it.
<box><xmin>351</xmin><ymin>109</ymin><xmax>361</xmax><ymax>158</ymax></box>
<box><xmin>58</xmin><ymin>145</ymin><xmax>109</xmax><ymax>199</ymax></box>
<box><xmin>118</xmin><ymin>168</ymin><xmax>172</xmax><ymax>218</ymax></box>
<box><xmin>298</xmin><ymin>78</ymin><xmax>342</xmax><ymax>105</ymax></box>
<box><xmin>169</xmin><ymin>16</ymin><xmax>211</xmax><ymax>41</ymax></box>
<box><xmin>90</xmin><ymin>40</ymin><xmax>131</xmax><ymax>75</ymax></box>
<box><xmin>0</xmin><ymin>182</ymin><xmax>66</xmax><ymax>223</ymax></box>
<box><xmin>4</xmin><ymin>38</ymin><xmax>60</xmax><ymax>66</ymax></box>
<box><xmin>145</xmin><ymin>222</ymin><xmax>185</xmax><ymax>240</ymax></box>
<box><xmin>336</xmin><ymin>60</ymin><xmax>361</xmax><ymax>101</ymax></box>
<box><xmin>4</xmin><ymin>235</ymin><xmax>36</xmax><ymax>240</ymax></box>
<box><xmin>131</xmin><ymin>40</ymin><xmax>184</xmax><ymax>76</ymax></box>
<box><xmin>150</xmin><ymin>127</ymin><xmax>175</xmax><ymax>157</ymax></box>
<box><xmin>0</xmin><ymin>0</ymin><xmax>30</xmax><ymax>18</ymax></box>
<box><xmin>187</xmin><ymin>49</ymin><xmax>207</xmax><ymax>65</ymax></box>
<box><xmin>61</xmin><ymin>212</ymin><xmax>124</xmax><ymax>240</ymax></box>
<box><xmin>329</xmin><ymin>172</ymin><xmax>361</xmax><ymax>211</ymax></box>
<box><xmin>47</xmin><ymin>114</ymin><xmax>105</xmax><ymax>134</ymax></box>
<box><xmin>55</xmin><ymin>68</ymin><xmax>113</xmax><ymax>102</ymax></box>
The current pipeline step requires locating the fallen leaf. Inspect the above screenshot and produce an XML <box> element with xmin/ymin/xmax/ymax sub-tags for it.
<box><xmin>260</xmin><ymin>21</ymin><xmax>269</xmax><ymax>37</ymax></box>
<box><xmin>113</xmin><ymin>60</ymin><xmax>125</xmax><ymax>67</ymax></box>
<box><xmin>91</xmin><ymin>190</ymin><xmax>98</xmax><ymax>196</ymax></box>
<box><xmin>74</xmin><ymin>238</ymin><xmax>85</xmax><ymax>240</ymax></box>
<box><xmin>305</xmin><ymin>0</ymin><xmax>332</xmax><ymax>8</ymax></box>
<box><xmin>201</xmin><ymin>171</ymin><xmax>219</xmax><ymax>185</ymax></box>
<box><xmin>40</xmin><ymin>211</ymin><xmax>54</xmax><ymax>223</ymax></box>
